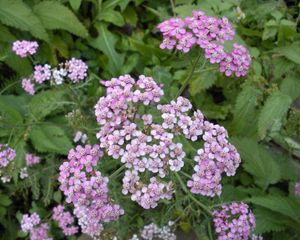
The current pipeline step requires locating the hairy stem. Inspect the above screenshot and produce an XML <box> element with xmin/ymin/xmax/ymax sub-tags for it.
<box><xmin>175</xmin><ymin>54</ymin><xmax>203</xmax><ymax>98</ymax></box>
<box><xmin>174</xmin><ymin>172</ymin><xmax>212</xmax><ymax>217</ymax></box>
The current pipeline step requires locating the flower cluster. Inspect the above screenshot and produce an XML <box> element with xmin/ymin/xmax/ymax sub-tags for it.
<box><xmin>130</xmin><ymin>221</ymin><xmax>176</xmax><ymax>240</ymax></box>
<box><xmin>158</xmin><ymin>10</ymin><xmax>251</xmax><ymax>77</ymax></box>
<box><xmin>12</xmin><ymin>40</ymin><xmax>38</xmax><ymax>57</ymax></box>
<box><xmin>25</xmin><ymin>153</ymin><xmax>41</xmax><ymax>166</ymax></box>
<box><xmin>0</xmin><ymin>144</ymin><xmax>16</xmax><ymax>183</ymax></box>
<box><xmin>21</xmin><ymin>213</ymin><xmax>52</xmax><ymax>240</ymax></box>
<box><xmin>213</xmin><ymin>202</ymin><xmax>256</xmax><ymax>240</ymax></box>
<box><xmin>58</xmin><ymin>144</ymin><xmax>124</xmax><ymax>239</ymax></box>
<box><xmin>20</xmin><ymin>167</ymin><xmax>28</xmax><ymax>179</ymax></box>
<box><xmin>73</xmin><ymin>131</ymin><xmax>88</xmax><ymax>144</ymax></box>
<box><xmin>94</xmin><ymin>74</ymin><xmax>240</xmax><ymax>208</ymax></box>
<box><xmin>295</xmin><ymin>182</ymin><xmax>300</xmax><ymax>197</ymax></box>
<box><xmin>52</xmin><ymin>205</ymin><xmax>78</xmax><ymax>236</ymax></box>
<box><xmin>21</xmin><ymin>58</ymin><xmax>88</xmax><ymax>95</ymax></box>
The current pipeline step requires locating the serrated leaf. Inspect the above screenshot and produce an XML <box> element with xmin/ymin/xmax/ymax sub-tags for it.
<box><xmin>33</xmin><ymin>1</ymin><xmax>88</xmax><ymax>38</ymax></box>
<box><xmin>29</xmin><ymin>123</ymin><xmax>73</xmax><ymax>154</ymax></box>
<box><xmin>258</xmin><ymin>91</ymin><xmax>292</xmax><ymax>139</ymax></box>
<box><xmin>254</xmin><ymin>207</ymin><xmax>288</xmax><ymax>234</ymax></box>
<box><xmin>89</xmin><ymin>23</ymin><xmax>124</xmax><ymax>75</ymax></box>
<box><xmin>280</xmin><ymin>75</ymin><xmax>300</xmax><ymax>101</ymax></box>
<box><xmin>69</xmin><ymin>0</ymin><xmax>82</xmax><ymax>11</ymax></box>
<box><xmin>98</xmin><ymin>9</ymin><xmax>124</xmax><ymax>26</ymax></box>
<box><xmin>248</xmin><ymin>195</ymin><xmax>300</xmax><ymax>224</ymax></box>
<box><xmin>231</xmin><ymin>137</ymin><xmax>281</xmax><ymax>189</ymax></box>
<box><xmin>0</xmin><ymin>0</ymin><xmax>48</xmax><ymax>41</ymax></box>
<box><xmin>189</xmin><ymin>71</ymin><xmax>217</xmax><ymax>96</ymax></box>
<box><xmin>274</xmin><ymin>43</ymin><xmax>300</xmax><ymax>64</ymax></box>
<box><xmin>231</xmin><ymin>86</ymin><xmax>261</xmax><ymax>136</ymax></box>
<box><xmin>28</xmin><ymin>90</ymin><xmax>68</xmax><ymax>121</ymax></box>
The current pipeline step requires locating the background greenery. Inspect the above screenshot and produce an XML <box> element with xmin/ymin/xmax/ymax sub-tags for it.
<box><xmin>0</xmin><ymin>0</ymin><xmax>299</xmax><ymax>239</ymax></box>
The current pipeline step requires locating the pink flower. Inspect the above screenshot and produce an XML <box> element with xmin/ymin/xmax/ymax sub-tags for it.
<box><xmin>295</xmin><ymin>182</ymin><xmax>300</xmax><ymax>197</ymax></box>
<box><xmin>33</xmin><ymin>64</ymin><xmax>51</xmax><ymax>83</ymax></box>
<box><xmin>22</xmin><ymin>79</ymin><xmax>35</xmax><ymax>95</ymax></box>
<box><xmin>12</xmin><ymin>40</ymin><xmax>38</xmax><ymax>57</ymax></box>
<box><xmin>66</xmin><ymin>58</ymin><xmax>88</xmax><ymax>83</ymax></box>
<box><xmin>25</xmin><ymin>153</ymin><xmax>40</xmax><ymax>166</ymax></box>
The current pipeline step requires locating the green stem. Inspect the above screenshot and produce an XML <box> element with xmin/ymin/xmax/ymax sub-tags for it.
<box><xmin>109</xmin><ymin>165</ymin><xmax>126</xmax><ymax>179</ymax></box>
<box><xmin>0</xmin><ymin>80</ymin><xmax>19</xmax><ymax>95</ymax></box>
<box><xmin>174</xmin><ymin>172</ymin><xmax>212</xmax><ymax>217</ymax></box>
<box><xmin>175</xmin><ymin>54</ymin><xmax>202</xmax><ymax>98</ymax></box>
<box><xmin>208</xmin><ymin>220</ymin><xmax>214</xmax><ymax>240</ymax></box>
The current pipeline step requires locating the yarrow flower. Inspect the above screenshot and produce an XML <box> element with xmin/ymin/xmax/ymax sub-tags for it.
<box><xmin>0</xmin><ymin>144</ymin><xmax>16</xmax><ymax>169</ymax></box>
<box><xmin>33</xmin><ymin>64</ymin><xmax>51</xmax><ymax>84</ymax></box>
<box><xmin>22</xmin><ymin>79</ymin><xmax>35</xmax><ymax>95</ymax></box>
<box><xmin>58</xmin><ymin>144</ymin><xmax>124</xmax><ymax>239</ymax></box>
<box><xmin>94</xmin><ymin>74</ymin><xmax>240</xmax><ymax>207</ymax></box>
<box><xmin>66</xmin><ymin>58</ymin><xmax>88</xmax><ymax>83</ymax></box>
<box><xmin>25</xmin><ymin>153</ymin><xmax>41</xmax><ymax>166</ymax></box>
<box><xmin>52</xmin><ymin>205</ymin><xmax>78</xmax><ymax>236</ymax></box>
<box><xmin>21</xmin><ymin>213</ymin><xmax>41</xmax><ymax>232</ymax></box>
<box><xmin>20</xmin><ymin>167</ymin><xmax>28</xmax><ymax>179</ymax></box>
<box><xmin>12</xmin><ymin>40</ymin><xmax>38</xmax><ymax>57</ymax></box>
<box><xmin>0</xmin><ymin>144</ymin><xmax>16</xmax><ymax>183</ymax></box>
<box><xmin>213</xmin><ymin>202</ymin><xmax>256</xmax><ymax>240</ymax></box>
<box><xmin>73</xmin><ymin>131</ymin><xmax>88</xmax><ymax>144</ymax></box>
<box><xmin>130</xmin><ymin>221</ymin><xmax>176</xmax><ymax>240</ymax></box>
<box><xmin>295</xmin><ymin>182</ymin><xmax>300</xmax><ymax>197</ymax></box>
<box><xmin>158</xmin><ymin>10</ymin><xmax>251</xmax><ymax>77</ymax></box>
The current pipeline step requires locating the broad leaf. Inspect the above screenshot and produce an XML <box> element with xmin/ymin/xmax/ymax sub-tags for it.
<box><xmin>258</xmin><ymin>91</ymin><xmax>292</xmax><ymax>139</ymax></box>
<box><xmin>33</xmin><ymin>1</ymin><xmax>88</xmax><ymax>38</ymax></box>
<box><xmin>231</xmin><ymin>137</ymin><xmax>281</xmax><ymax>189</ymax></box>
<box><xmin>0</xmin><ymin>0</ymin><xmax>48</xmax><ymax>41</ymax></box>
<box><xmin>29</xmin><ymin>123</ymin><xmax>73</xmax><ymax>154</ymax></box>
<box><xmin>274</xmin><ymin>43</ymin><xmax>300</xmax><ymax>64</ymax></box>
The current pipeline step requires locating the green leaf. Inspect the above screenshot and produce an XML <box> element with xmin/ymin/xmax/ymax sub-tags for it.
<box><xmin>262</xmin><ymin>27</ymin><xmax>277</xmax><ymax>40</ymax></box>
<box><xmin>29</xmin><ymin>123</ymin><xmax>73</xmax><ymax>154</ymax></box>
<box><xmin>231</xmin><ymin>137</ymin><xmax>281</xmax><ymax>189</ymax></box>
<box><xmin>102</xmin><ymin>0</ymin><xmax>130</xmax><ymax>11</ymax></box>
<box><xmin>231</xmin><ymin>86</ymin><xmax>261</xmax><ymax>136</ymax></box>
<box><xmin>274</xmin><ymin>43</ymin><xmax>300</xmax><ymax>64</ymax></box>
<box><xmin>98</xmin><ymin>9</ymin><xmax>124</xmax><ymax>26</ymax></box>
<box><xmin>28</xmin><ymin>90</ymin><xmax>68</xmax><ymax>121</ymax></box>
<box><xmin>0</xmin><ymin>194</ymin><xmax>12</xmax><ymax>207</ymax></box>
<box><xmin>278</xmin><ymin>19</ymin><xmax>297</xmax><ymax>43</ymax></box>
<box><xmin>280</xmin><ymin>75</ymin><xmax>300</xmax><ymax>101</ymax></box>
<box><xmin>33</xmin><ymin>1</ymin><xmax>88</xmax><ymax>38</ymax></box>
<box><xmin>129</xmin><ymin>38</ymin><xmax>168</xmax><ymax>59</ymax></box>
<box><xmin>258</xmin><ymin>91</ymin><xmax>292</xmax><ymax>139</ymax></box>
<box><xmin>0</xmin><ymin>0</ymin><xmax>48</xmax><ymax>41</ymax></box>
<box><xmin>254</xmin><ymin>207</ymin><xmax>288</xmax><ymax>234</ymax></box>
<box><xmin>89</xmin><ymin>23</ymin><xmax>124</xmax><ymax>75</ymax></box>
<box><xmin>69</xmin><ymin>0</ymin><xmax>82</xmax><ymax>11</ymax></box>
<box><xmin>248</xmin><ymin>195</ymin><xmax>300</xmax><ymax>223</ymax></box>
<box><xmin>189</xmin><ymin>71</ymin><xmax>217</xmax><ymax>96</ymax></box>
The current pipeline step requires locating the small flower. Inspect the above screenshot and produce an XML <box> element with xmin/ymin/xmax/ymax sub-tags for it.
<box><xmin>66</xmin><ymin>58</ymin><xmax>88</xmax><ymax>83</ymax></box>
<box><xmin>20</xmin><ymin>167</ymin><xmax>28</xmax><ymax>179</ymax></box>
<box><xmin>33</xmin><ymin>64</ymin><xmax>51</xmax><ymax>83</ymax></box>
<box><xmin>22</xmin><ymin>79</ymin><xmax>35</xmax><ymax>95</ymax></box>
<box><xmin>12</xmin><ymin>40</ymin><xmax>38</xmax><ymax>58</ymax></box>
<box><xmin>295</xmin><ymin>182</ymin><xmax>300</xmax><ymax>197</ymax></box>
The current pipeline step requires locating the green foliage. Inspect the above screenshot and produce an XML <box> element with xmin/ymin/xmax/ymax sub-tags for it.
<box><xmin>29</xmin><ymin>124</ymin><xmax>73</xmax><ymax>154</ymax></box>
<box><xmin>33</xmin><ymin>1</ymin><xmax>88</xmax><ymax>38</ymax></box>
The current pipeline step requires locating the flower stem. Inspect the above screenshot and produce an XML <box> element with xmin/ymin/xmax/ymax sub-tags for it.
<box><xmin>175</xmin><ymin>54</ymin><xmax>202</xmax><ymax>98</ymax></box>
<box><xmin>174</xmin><ymin>172</ymin><xmax>212</xmax><ymax>217</ymax></box>
<box><xmin>109</xmin><ymin>165</ymin><xmax>126</xmax><ymax>179</ymax></box>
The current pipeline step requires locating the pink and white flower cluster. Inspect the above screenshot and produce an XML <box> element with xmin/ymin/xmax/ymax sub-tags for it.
<box><xmin>58</xmin><ymin>144</ymin><xmax>124</xmax><ymax>239</ymax></box>
<box><xmin>131</xmin><ymin>221</ymin><xmax>176</xmax><ymax>240</ymax></box>
<box><xmin>295</xmin><ymin>182</ymin><xmax>300</xmax><ymax>197</ymax></box>
<box><xmin>157</xmin><ymin>10</ymin><xmax>251</xmax><ymax>77</ymax></box>
<box><xmin>94</xmin><ymin>74</ymin><xmax>240</xmax><ymax>208</ymax></box>
<box><xmin>21</xmin><ymin>58</ymin><xmax>88</xmax><ymax>95</ymax></box>
<box><xmin>21</xmin><ymin>213</ymin><xmax>52</xmax><ymax>240</ymax></box>
<box><xmin>213</xmin><ymin>202</ymin><xmax>256</xmax><ymax>240</ymax></box>
<box><xmin>0</xmin><ymin>144</ymin><xmax>16</xmax><ymax>183</ymax></box>
<box><xmin>12</xmin><ymin>40</ymin><xmax>38</xmax><ymax>58</ymax></box>
<box><xmin>52</xmin><ymin>205</ymin><xmax>78</xmax><ymax>236</ymax></box>
<box><xmin>25</xmin><ymin>153</ymin><xmax>41</xmax><ymax>166</ymax></box>
<box><xmin>0</xmin><ymin>144</ymin><xmax>16</xmax><ymax>169</ymax></box>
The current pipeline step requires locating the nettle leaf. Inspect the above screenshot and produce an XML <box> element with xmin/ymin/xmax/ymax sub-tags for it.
<box><xmin>254</xmin><ymin>207</ymin><xmax>289</xmax><ymax>234</ymax></box>
<box><xmin>0</xmin><ymin>0</ymin><xmax>48</xmax><ymax>41</ymax></box>
<box><xmin>274</xmin><ymin>43</ymin><xmax>300</xmax><ymax>64</ymax></box>
<box><xmin>33</xmin><ymin>1</ymin><xmax>88</xmax><ymax>38</ymax></box>
<box><xmin>248</xmin><ymin>195</ymin><xmax>300</xmax><ymax>224</ymax></box>
<box><xmin>189</xmin><ymin>71</ymin><xmax>217</xmax><ymax>96</ymax></box>
<box><xmin>280</xmin><ymin>75</ymin><xmax>300</xmax><ymax>101</ymax></box>
<box><xmin>231</xmin><ymin>86</ymin><xmax>261</xmax><ymax>136</ymax></box>
<box><xmin>258</xmin><ymin>91</ymin><xmax>292</xmax><ymax>139</ymax></box>
<box><xmin>89</xmin><ymin>23</ymin><xmax>124</xmax><ymax>75</ymax></box>
<box><xmin>97</xmin><ymin>9</ymin><xmax>124</xmax><ymax>26</ymax></box>
<box><xmin>28</xmin><ymin>89</ymin><xmax>68</xmax><ymax>121</ymax></box>
<box><xmin>231</xmin><ymin>137</ymin><xmax>281</xmax><ymax>189</ymax></box>
<box><xmin>29</xmin><ymin>123</ymin><xmax>73</xmax><ymax>154</ymax></box>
